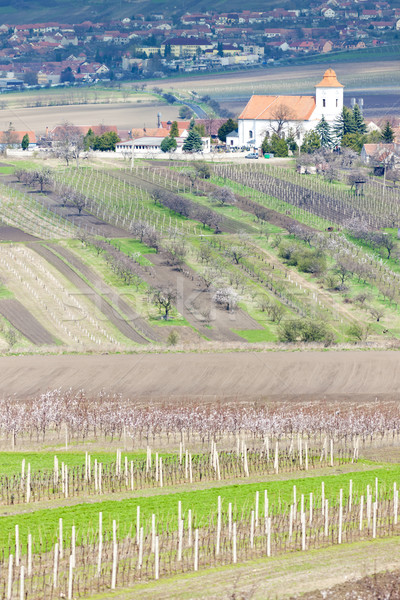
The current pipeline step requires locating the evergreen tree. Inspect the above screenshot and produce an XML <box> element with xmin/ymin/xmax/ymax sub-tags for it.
<box><xmin>352</xmin><ymin>104</ymin><xmax>366</xmax><ymax>135</ymax></box>
<box><xmin>83</xmin><ymin>128</ymin><xmax>96</xmax><ymax>150</ymax></box>
<box><xmin>300</xmin><ymin>130</ymin><xmax>321</xmax><ymax>154</ymax></box>
<box><xmin>160</xmin><ymin>136</ymin><xmax>177</xmax><ymax>152</ymax></box>
<box><xmin>218</xmin><ymin>118</ymin><xmax>238</xmax><ymax>143</ymax></box>
<box><xmin>169</xmin><ymin>121</ymin><xmax>179</xmax><ymax>138</ymax></box>
<box><xmin>21</xmin><ymin>133</ymin><xmax>29</xmax><ymax>151</ymax></box>
<box><xmin>262</xmin><ymin>133</ymin><xmax>289</xmax><ymax>157</ymax></box>
<box><xmin>316</xmin><ymin>116</ymin><xmax>334</xmax><ymax>148</ymax></box>
<box><xmin>182</xmin><ymin>129</ymin><xmax>203</xmax><ymax>153</ymax></box>
<box><xmin>341</xmin><ymin>132</ymin><xmax>366</xmax><ymax>153</ymax></box>
<box><xmin>333</xmin><ymin>106</ymin><xmax>356</xmax><ymax>143</ymax></box>
<box><xmin>381</xmin><ymin>121</ymin><xmax>394</xmax><ymax>143</ymax></box>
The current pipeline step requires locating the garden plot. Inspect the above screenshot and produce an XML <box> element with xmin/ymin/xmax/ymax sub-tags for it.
<box><xmin>0</xmin><ymin>245</ymin><xmax>124</xmax><ymax>349</ymax></box>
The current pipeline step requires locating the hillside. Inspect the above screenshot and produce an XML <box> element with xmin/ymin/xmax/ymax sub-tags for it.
<box><xmin>0</xmin><ymin>0</ymin><xmax>304</xmax><ymax>23</ymax></box>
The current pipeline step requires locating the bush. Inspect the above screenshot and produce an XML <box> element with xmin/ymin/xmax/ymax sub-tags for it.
<box><xmin>279</xmin><ymin>318</ymin><xmax>334</xmax><ymax>344</ymax></box>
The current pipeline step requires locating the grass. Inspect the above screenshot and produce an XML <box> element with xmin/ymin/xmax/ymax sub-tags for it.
<box><xmin>0</xmin><ymin>285</ymin><xmax>13</xmax><ymax>300</ymax></box>
<box><xmin>109</xmin><ymin>238</ymin><xmax>156</xmax><ymax>266</ymax></box>
<box><xmin>0</xmin><ymin>166</ymin><xmax>14</xmax><ymax>175</ymax></box>
<box><xmin>0</xmin><ymin>450</ymin><xmax>153</xmax><ymax>477</ymax></box>
<box><xmin>233</xmin><ymin>328</ymin><xmax>276</xmax><ymax>342</ymax></box>
<box><xmin>1</xmin><ymin>461</ymin><xmax>398</xmax><ymax>553</ymax></box>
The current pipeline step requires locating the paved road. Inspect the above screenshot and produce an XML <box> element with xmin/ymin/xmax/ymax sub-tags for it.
<box><xmin>184</xmin><ymin>102</ymin><xmax>209</xmax><ymax>119</ymax></box>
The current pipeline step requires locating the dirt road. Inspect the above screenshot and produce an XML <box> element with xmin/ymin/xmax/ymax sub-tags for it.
<box><xmin>1</xmin><ymin>350</ymin><xmax>400</xmax><ymax>400</ymax></box>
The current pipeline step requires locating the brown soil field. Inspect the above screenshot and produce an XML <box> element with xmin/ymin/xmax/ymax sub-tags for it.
<box><xmin>1</xmin><ymin>350</ymin><xmax>400</xmax><ymax>401</ymax></box>
<box><xmin>0</xmin><ymin>226</ymin><xmax>39</xmax><ymax>242</ymax></box>
<box><xmin>0</xmin><ymin>102</ymin><xmax>180</xmax><ymax>135</ymax></box>
<box><xmin>80</xmin><ymin>536</ymin><xmax>400</xmax><ymax>600</ymax></box>
<box><xmin>161</xmin><ymin>60</ymin><xmax>399</xmax><ymax>93</ymax></box>
<box><xmin>0</xmin><ymin>299</ymin><xmax>54</xmax><ymax>345</ymax></box>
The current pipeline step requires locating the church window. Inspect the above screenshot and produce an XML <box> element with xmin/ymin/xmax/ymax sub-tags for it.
<box><xmin>336</xmin><ymin>99</ymin><xmax>338</xmax><ymax>107</ymax></box>
<box><xmin>322</xmin><ymin>99</ymin><xmax>326</xmax><ymax>107</ymax></box>
<box><xmin>249</xmin><ymin>130</ymin><xmax>253</xmax><ymax>139</ymax></box>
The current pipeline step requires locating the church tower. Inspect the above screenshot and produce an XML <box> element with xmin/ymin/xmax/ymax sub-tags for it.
<box><xmin>315</xmin><ymin>68</ymin><xmax>344</xmax><ymax>123</ymax></box>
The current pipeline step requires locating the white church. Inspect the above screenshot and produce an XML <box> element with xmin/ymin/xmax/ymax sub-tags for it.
<box><xmin>233</xmin><ymin>68</ymin><xmax>344</xmax><ymax>149</ymax></box>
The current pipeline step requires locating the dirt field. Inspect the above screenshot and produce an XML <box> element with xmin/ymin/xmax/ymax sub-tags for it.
<box><xmin>0</xmin><ymin>102</ymin><xmax>180</xmax><ymax>135</ymax></box>
<box><xmin>161</xmin><ymin>61</ymin><xmax>399</xmax><ymax>95</ymax></box>
<box><xmin>1</xmin><ymin>350</ymin><xmax>400</xmax><ymax>400</ymax></box>
<box><xmin>0</xmin><ymin>299</ymin><xmax>54</xmax><ymax>344</ymax></box>
<box><xmin>0</xmin><ymin>226</ymin><xmax>39</xmax><ymax>242</ymax></box>
<box><xmin>79</xmin><ymin>537</ymin><xmax>400</xmax><ymax>600</ymax></box>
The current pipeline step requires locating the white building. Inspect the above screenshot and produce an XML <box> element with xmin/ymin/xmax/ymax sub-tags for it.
<box><xmin>237</xmin><ymin>68</ymin><xmax>344</xmax><ymax>149</ymax></box>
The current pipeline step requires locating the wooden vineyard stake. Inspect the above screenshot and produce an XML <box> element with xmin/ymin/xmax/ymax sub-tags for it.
<box><xmin>194</xmin><ymin>529</ymin><xmax>199</xmax><ymax>571</ymax></box>
<box><xmin>155</xmin><ymin>536</ymin><xmax>159</xmax><ymax>580</ymax></box>
<box><xmin>53</xmin><ymin>543</ymin><xmax>59</xmax><ymax>588</ymax></box>
<box><xmin>232</xmin><ymin>523</ymin><xmax>237</xmax><ymax>564</ymax></box>
<box><xmin>7</xmin><ymin>554</ymin><xmax>13</xmax><ymax>600</ymax></box>
<box><xmin>97</xmin><ymin>512</ymin><xmax>103</xmax><ymax>576</ymax></box>
<box><xmin>136</xmin><ymin>506</ymin><xmax>140</xmax><ymax>545</ymax></box>
<box><xmin>111</xmin><ymin>520</ymin><xmax>118</xmax><ymax>589</ymax></box>
<box><xmin>68</xmin><ymin>555</ymin><xmax>73</xmax><ymax>600</ymax></box>
<box><xmin>19</xmin><ymin>565</ymin><xmax>24</xmax><ymax>600</ymax></box>
<box><xmin>359</xmin><ymin>495</ymin><xmax>364</xmax><ymax>531</ymax></box>
<box><xmin>27</xmin><ymin>534</ymin><xmax>32</xmax><ymax>576</ymax></box>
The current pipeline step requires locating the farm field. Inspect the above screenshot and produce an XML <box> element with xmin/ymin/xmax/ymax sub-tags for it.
<box><xmin>1</xmin><ymin>135</ymin><xmax>400</xmax><ymax>598</ymax></box>
<box><xmin>0</xmin><ymin>101</ymin><xmax>179</xmax><ymax>136</ymax></box>
<box><xmin>2</xmin><ymin>392</ymin><xmax>400</xmax><ymax>598</ymax></box>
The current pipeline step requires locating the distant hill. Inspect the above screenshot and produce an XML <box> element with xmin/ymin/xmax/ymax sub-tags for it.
<box><xmin>0</xmin><ymin>0</ymin><xmax>301</xmax><ymax>24</ymax></box>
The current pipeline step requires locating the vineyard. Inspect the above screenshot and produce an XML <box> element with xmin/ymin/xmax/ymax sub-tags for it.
<box><xmin>1</xmin><ymin>152</ymin><xmax>400</xmax><ymax>597</ymax></box>
<box><xmin>2</xmin><ymin>392</ymin><xmax>400</xmax><ymax>598</ymax></box>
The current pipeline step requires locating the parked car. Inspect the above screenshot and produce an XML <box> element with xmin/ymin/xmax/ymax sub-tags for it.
<box><xmin>246</xmin><ymin>153</ymin><xmax>259</xmax><ymax>159</ymax></box>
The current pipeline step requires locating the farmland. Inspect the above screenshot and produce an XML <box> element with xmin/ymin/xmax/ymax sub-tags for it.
<box><xmin>1</xmin><ymin>145</ymin><xmax>400</xmax><ymax>598</ymax></box>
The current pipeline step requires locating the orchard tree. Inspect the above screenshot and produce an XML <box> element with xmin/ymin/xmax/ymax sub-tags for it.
<box><xmin>213</xmin><ymin>287</ymin><xmax>238</xmax><ymax>311</ymax></box>
<box><xmin>152</xmin><ymin>286</ymin><xmax>177</xmax><ymax>320</ymax></box>
<box><xmin>209</xmin><ymin>185</ymin><xmax>236</xmax><ymax>206</ymax></box>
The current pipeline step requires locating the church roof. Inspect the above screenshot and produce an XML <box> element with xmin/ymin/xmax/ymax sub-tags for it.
<box><xmin>315</xmin><ymin>68</ymin><xmax>344</xmax><ymax>88</ymax></box>
<box><xmin>238</xmin><ymin>95</ymin><xmax>316</xmax><ymax>121</ymax></box>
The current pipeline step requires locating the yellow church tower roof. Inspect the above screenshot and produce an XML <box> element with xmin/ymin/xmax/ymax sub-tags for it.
<box><xmin>315</xmin><ymin>68</ymin><xmax>344</xmax><ymax>88</ymax></box>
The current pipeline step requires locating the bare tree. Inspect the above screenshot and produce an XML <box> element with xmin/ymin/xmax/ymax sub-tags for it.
<box><xmin>268</xmin><ymin>103</ymin><xmax>296</xmax><ymax>138</ymax></box>
<box><xmin>52</xmin><ymin>122</ymin><xmax>85</xmax><ymax>167</ymax></box>
<box><xmin>225</xmin><ymin>245</ymin><xmax>247</xmax><ymax>265</ymax></box>
<box><xmin>164</xmin><ymin>240</ymin><xmax>187</xmax><ymax>270</ymax></box>
<box><xmin>369</xmin><ymin>306</ymin><xmax>385</xmax><ymax>322</ymax></box>
<box><xmin>71</xmin><ymin>191</ymin><xmax>86</xmax><ymax>215</ymax></box>
<box><xmin>209</xmin><ymin>186</ymin><xmax>236</xmax><ymax>207</ymax></box>
<box><xmin>152</xmin><ymin>286</ymin><xmax>177</xmax><ymax>320</ymax></box>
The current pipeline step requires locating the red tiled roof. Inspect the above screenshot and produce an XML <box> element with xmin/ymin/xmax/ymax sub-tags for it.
<box><xmin>239</xmin><ymin>95</ymin><xmax>316</xmax><ymax>121</ymax></box>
